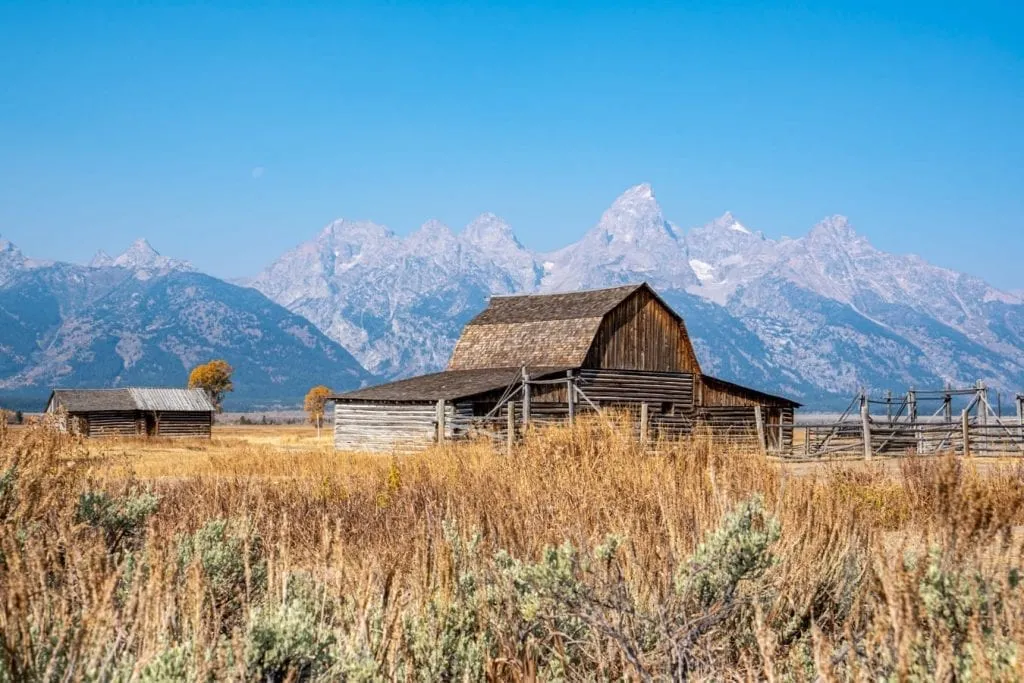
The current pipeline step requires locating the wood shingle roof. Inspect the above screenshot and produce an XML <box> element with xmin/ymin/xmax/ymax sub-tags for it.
<box><xmin>449</xmin><ymin>284</ymin><xmax>647</xmax><ymax>371</ymax></box>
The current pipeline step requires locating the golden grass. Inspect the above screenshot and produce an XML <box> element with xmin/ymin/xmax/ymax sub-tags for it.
<box><xmin>3</xmin><ymin>417</ymin><xmax>1024</xmax><ymax>680</ymax></box>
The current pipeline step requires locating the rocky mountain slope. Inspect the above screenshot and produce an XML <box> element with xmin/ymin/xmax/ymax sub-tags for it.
<box><xmin>0</xmin><ymin>238</ymin><xmax>371</xmax><ymax>410</ymax></box>
<box><xmin>251</xmin><ymin>185</ymin><xmax>1024</xmax><ymax>407</ymax></box>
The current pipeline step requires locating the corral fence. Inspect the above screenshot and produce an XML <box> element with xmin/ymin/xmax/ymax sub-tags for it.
<box><xmin>438</xmin><ymin>373</ymin><xmax>1023</xmax><ymax>459</ymax></box>
<box><xmin>438</xmin><ymin>368</ymin><xmax>793</xmax><ymax>456</ymax></box>
<box><xmin>796</xmin><ymin>383</ymin><xmax>1024</xmax><ymax>459</ymax></box>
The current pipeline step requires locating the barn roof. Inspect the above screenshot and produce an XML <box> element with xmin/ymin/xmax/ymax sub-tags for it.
<box><xmin>48</xmin><ymin>387</ymin><xmax>216</xmax><ymax>413</ymax></box>
<box><xmin>467</xmin><ymin>284</ymin><xmax>644</xmax><ymax>325</ymax></box>
<box><xmin>449</xmin><ymin>284</ymin><xmax>658</xmax><ymax>371</ymax></box>
<box><xmin>332</xmin><ymin>367</ymin><xmax>572</xmax><ymax>403</ymax></box>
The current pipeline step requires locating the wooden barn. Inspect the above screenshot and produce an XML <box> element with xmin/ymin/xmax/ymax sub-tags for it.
<box><xmin>331</xmin><ymin>283</ymin><xmax>799</xmax><ymax>451</ymax></box>
<box><xmin>45</xmin><ymin>388</ymin><xmax>216</xmax><ymax>439</ymax></box>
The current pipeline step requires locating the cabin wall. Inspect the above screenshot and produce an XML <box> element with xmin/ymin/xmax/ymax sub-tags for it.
<box><xmin>154</xmin><ymin>411</ymin><xmax>213</xmax><ymax>439</ymax></box>
<box><xmin>584</xmin><ymin>288</ymin><xmax>700</xmax><ymax>373</ymax></box>
<box><xmin>76</xmin><ymin>411</ymin><xmax>140</xmax><ymax>438</ymax></box>
<box><xmin>334</xmin><ymin>402</ymin><xmax>472</xmax><ymax>452</ymax></box>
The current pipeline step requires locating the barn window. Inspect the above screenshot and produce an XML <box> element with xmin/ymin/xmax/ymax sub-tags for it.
<box><xmin>661</xmin><ymin>402</ymin><xmax>674</xmax><ymax>415</ymax></box>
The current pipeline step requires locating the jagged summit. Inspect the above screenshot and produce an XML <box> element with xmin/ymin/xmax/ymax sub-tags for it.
<box><xmin>463</xmin><ymin>213</ymin><xmax>519</xmax><ymax>247</ymax></box>
<box><xmin>0</xmin><ymin>234</ymin><xmax>23</xmax><ymax>259</ymax></box>
<box><xmin>806</xmin><ymin>215</ymin><xmax>862</xmax><ymax>244</ymax></box>
<box><xmin>103</xmin><ymin>238</ymin><xmax>192</xmax><ymax>277</ymax></box>
<box><xmin>589</xmin><ymin>183</ymin><xmax>680</xmax><ymax>245</ymax></box>
<box><xmin>112</xmin><ymin>239</ymin><xmax>161</xmax><ymax>268</ymax></box>
<box><xmin>89</xmin><ymin>250</ymin><xmax>114</xmax><ymax>268</ymax></box>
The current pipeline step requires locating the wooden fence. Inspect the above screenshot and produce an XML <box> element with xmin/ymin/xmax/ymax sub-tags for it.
<box><xmin>441</xmin><ymin>380</ymin><xmax>1024</xmax><ymax>459</ymax></box>
<box><xmin>793</xmin><ymin>384</ymin><xmax>1024</xmax><ymax>459</ymax></box>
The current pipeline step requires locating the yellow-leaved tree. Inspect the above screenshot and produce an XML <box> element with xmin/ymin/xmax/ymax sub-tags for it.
<box><xmin>304</xmin><ymin>385</ymin><xmax>333</xmax><ymax>438</ymax></box>
<box><xmin>188</xmin><ymin>360</ymin><xmax>234</xmax><ymax>412</ymax></box>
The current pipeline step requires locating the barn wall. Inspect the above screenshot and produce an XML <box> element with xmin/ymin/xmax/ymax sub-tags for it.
<box><xmin>77</xmin><ymin>411</ymin><xmax>140</xmax><ymax>438</ymax></box>
<box><xmin>584</xmin><ymin>289</ymin><xmax>700</xmax><ymax>373</ymax></box>
<box><xmin>154</xmin><ymin>411</ymin><xmax>213</xmax><ymax>439</ymax></box>
<box><xmin>334</xmin><ymin>402</ymin><xmax>472</xmax><ymax>452</ymax></box>
<box><xmin>576</xmin><ymin>369</ymin><xmax>695</xmax><ymax>410</ymax></box>
<box><xmin>699</xmin><ymin>377</ymin><xmax>795</xmax><ymax>409</ymax></box>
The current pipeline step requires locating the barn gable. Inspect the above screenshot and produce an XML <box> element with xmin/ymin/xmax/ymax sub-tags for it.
<box><xmin>583</xmin><ymin>285</ymin><xmax>701</xmax><ymax>374</ymax></box>
<box><xmin>448</xmin><ymin>283</ymin><xmax>700</xmax><ymax>374</ymax></box>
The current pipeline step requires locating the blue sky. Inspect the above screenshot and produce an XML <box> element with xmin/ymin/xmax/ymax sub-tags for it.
<box><xmin>0</xmin><ymin>1</ymin><xmax>1021</xmax><ymax>287</ymax></box>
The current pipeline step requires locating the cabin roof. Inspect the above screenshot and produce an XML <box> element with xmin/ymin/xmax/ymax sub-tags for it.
<box><xmin>48</xmin><ymin>387</ymin><xmax>216</xmax><ymax>413</ymax></box>
<box><xmin>331</xmin><ymin>366</ymin><xmax>572</xmax><ymax>403</ymax></box>
<box><xmin>701</xmin><ymin>375</ymin><xmax>802</xmax><ymax>408</ymax></box>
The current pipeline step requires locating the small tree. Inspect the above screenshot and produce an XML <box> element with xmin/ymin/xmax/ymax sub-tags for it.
<box><xmin>188</xmin><ymin>360</ymin><xmax>234</xmax><ymax>412</ymax></box>
<box><xmin>304</xmin><ymin>386</ymin><xmax>333</xmax><ymax>438</ymax></box>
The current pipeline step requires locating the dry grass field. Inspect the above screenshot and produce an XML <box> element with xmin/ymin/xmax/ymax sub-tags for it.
<box><xmin>4</xmin><ymin>415</ymin><xmax>1024</xmax><ymax>681</ymax></box>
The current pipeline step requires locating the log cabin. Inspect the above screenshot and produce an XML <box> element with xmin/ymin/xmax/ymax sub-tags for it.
<box><xmin>331</xmin><ymin>283</ymin><xmax>799</xmax><ymax>451</ymax></box>
<box><xmin>45</xmin><ymin>387</ymin><xmax>216</xmax><ymax>438</ymax></box>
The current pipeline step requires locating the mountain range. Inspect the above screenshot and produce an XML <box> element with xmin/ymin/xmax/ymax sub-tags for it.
<box><xmin>0</xmin><ymin>237</ymin><xmax>370</xmax><ymax>410</ymax></box>
<box><xmin>250</xmin><ymin>184</ymin><xmax>1024</xmax><ymax>408</ymax></box>
<box><xmin>2</xmin><ymin>184</ymin><xmax>1021</xmax><ymax>410</ymax></box>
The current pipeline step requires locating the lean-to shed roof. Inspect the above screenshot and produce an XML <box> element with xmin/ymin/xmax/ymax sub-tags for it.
<box><xmin>332</xmin><ymin>367</ymin><xmax>571</xmax><ymax>403</ymax></box>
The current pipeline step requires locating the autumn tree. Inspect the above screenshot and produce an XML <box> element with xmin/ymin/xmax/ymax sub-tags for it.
<box><xmin>188</xmin><ymin>360</ymin><xmax>234</xmax><ymax>412</ymax></box>
<box><xmin>304</xmin><ymin>385</ymin><xmax>333</xmax><ymax>438</ymax></box>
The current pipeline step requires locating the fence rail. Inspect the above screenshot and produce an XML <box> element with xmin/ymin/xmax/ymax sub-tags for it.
<box><xmin>441</xmin><ymin>378</ymin><xmax>1024</xmax><ymax>459</ymax></box>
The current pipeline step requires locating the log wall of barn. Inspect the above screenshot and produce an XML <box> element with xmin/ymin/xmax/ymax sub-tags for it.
<box><xmin>584</xmin><ymin>288</ymin><xmax>700</xmax><ymax>373</ymax></box>
<box><xmin>334</xmin><ymin>402</ymin><xmax>473</xmax><ymax>452</ymax></box>
<box><xmin>465</xmin><ymin>369</ymin><xmax>696</xmax><ymax>416</ymax></box>
<box><xmin>76</xmin><ymin>411</ymin><xmax>140</xmax><ymax>438</ymax></box>
<box><xmin>155</xmin><ymin>412</ymin><xmax>213</xmax><ymax>438</ymax></box>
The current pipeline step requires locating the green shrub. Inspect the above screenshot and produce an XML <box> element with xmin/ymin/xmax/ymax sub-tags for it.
<box><xmin>178</xmin><ymin>518</ymin><xmax>266</xmax><ymax>615</ymax></box>
<box><xmin>76</xmin><ymin>489</ymin><xmax>160</xmax><ymax>555</ymax></box>
<box><xmin>245</xmin><ymin>583</ymin><xmax>336</xmax><ymax>682</ymax></box>
<box><xmin>677</xmin><ymin>495</ymin><xmax>780</xmax><ymax>609</ymax></box>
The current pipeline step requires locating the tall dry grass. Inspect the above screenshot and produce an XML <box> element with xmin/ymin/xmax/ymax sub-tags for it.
<box><xmin>3</xmin><ymin>413</ymin><xmax>1024</xmax><ymax>680</ymax></box>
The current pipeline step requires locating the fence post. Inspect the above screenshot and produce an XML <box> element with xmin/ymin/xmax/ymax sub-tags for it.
<box><xmin>639</xmin><ymin>402</ymin><xmax>649</xmax><ymax>447</ymax></box>
<box><xmin>436</xmin><ymin>399</ymin><xmax>446</xmax><ymax>444</ymax></box>
<box><xmin>506</xmin><ymin>401</ymin><xmax>515</xmax><ymax>457</ymax></box>
<box><xmin>962</xmin><ymin>409</ymin><xmax>971</xmax><ymax>458</ymax></box>
<box><xmin>861</xmin><ymin>394</ymin><xmax>872</xmax><ymax>461</ymax></box>
<box><xmin>1016</xmin><ymin>394</ymin><xmax>1023</xmax><ymax>444</ymax></box>
<box><xmin>521</xmin><ymin>367</ymin><xmax>531</xmax><ymax>429</ymax></box>
<box><xmin>977</xmin><ymin>381</ymin><xmax>987</xmax><ymax>454</ymax></box>
<box><xmin>566</xmin><ymin>371</ymin><xmax>575</xmax><ymax>426</ymax></box>
<box><xmin>754</xmin><ymin>405</ymin><xmax>767</xmax><ymax>456</ymax></box>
